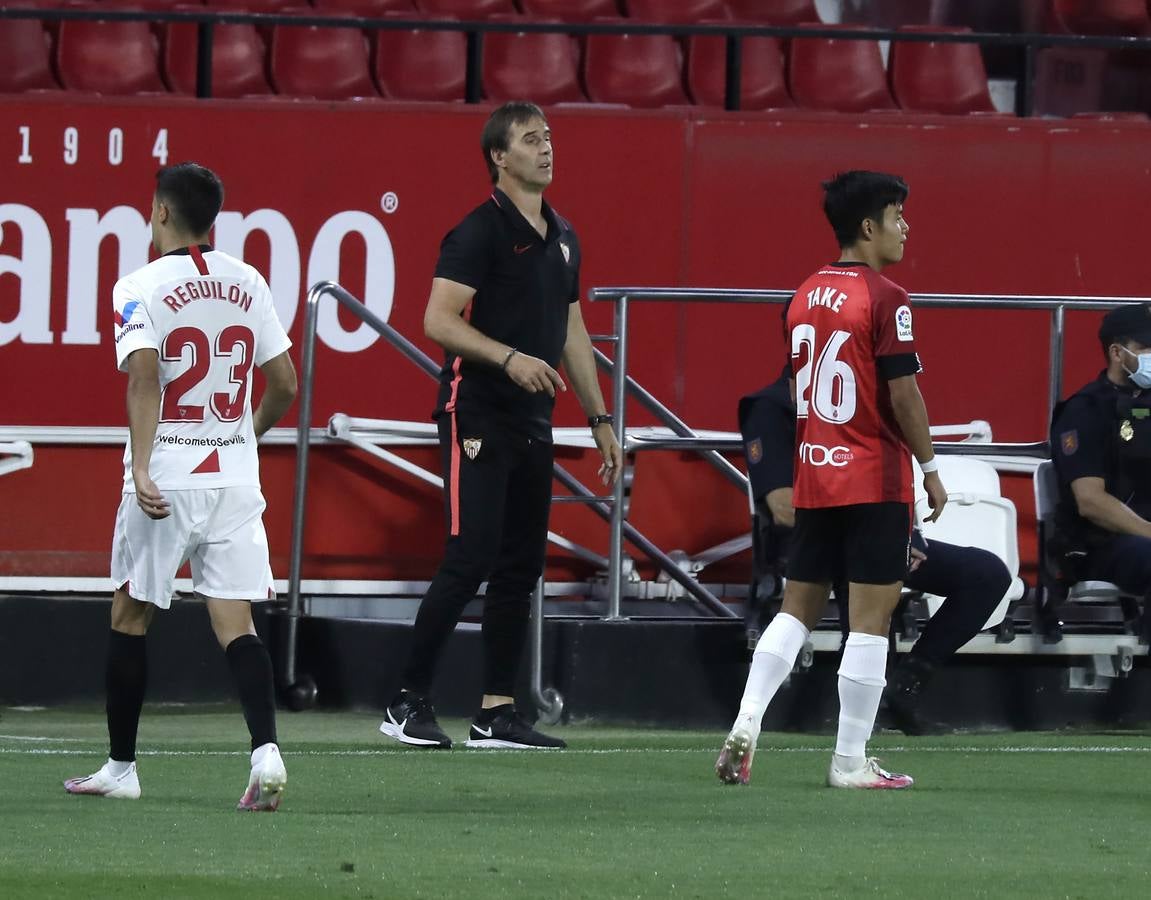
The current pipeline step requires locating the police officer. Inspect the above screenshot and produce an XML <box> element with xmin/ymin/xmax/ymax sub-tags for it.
<box><xmin>1051</xmin><ymin>304</ymin><xmax>1151</xmax><ymax>619</ymax></box>
<box><xmin>739</xmin><ymin>368</ymin><xmax>1011</xmax><ymax>734</ymax></box>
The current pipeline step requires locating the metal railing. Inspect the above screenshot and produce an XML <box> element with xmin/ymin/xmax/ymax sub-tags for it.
<box><xmin>588</xmin><ymin>287</ymin><xmax>1151</xmax><ymax>617</ymax></box>
<box><xmin>5</xmin><ymin>7</ymin><xmax>1151</xmax><ymax>114</ymax></box>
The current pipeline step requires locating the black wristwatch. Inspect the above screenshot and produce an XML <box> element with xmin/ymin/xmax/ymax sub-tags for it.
<box><xmin>588</xmin><ymin>414</ymin><xmax>614</xmax><ymax>428</ymax></box>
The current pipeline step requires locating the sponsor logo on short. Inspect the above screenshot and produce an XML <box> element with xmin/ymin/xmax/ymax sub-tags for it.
<box><xmin>798</xmin><ymin>441</ymin><xmax>854</xmax><ymax>467</ymax></box>
<box><xmin>895</xmin><ymin>305</ymin><xmax>914</xmax><ymax>342</ymax></box>
<box><xmin>463</xmin><ymin>438</ymin><xmax>482</xmax><ymax>460</ymax></box>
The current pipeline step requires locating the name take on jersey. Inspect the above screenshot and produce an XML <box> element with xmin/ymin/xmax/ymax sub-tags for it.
<box><xmin>112</xmin><ymin>246</ymin><xmax>292</xmax><ymax>492</ymax></box>
<box><xmin>787</xmin><ymin>264</ymin><xmax>922</xmax><ymax>509</ymax></box>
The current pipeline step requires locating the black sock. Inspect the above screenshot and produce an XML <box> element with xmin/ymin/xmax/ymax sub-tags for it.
<box><xmin>477</xmin><ymin>703</ymin><xmax>514</xmax><ymax>724</ymax></box>
<box><xmin>106</xmin><ymin>630</ymin><xmax>147</xmax><ymax>762</ymax></box>
<box><xmin>225</xmin><ymin>635</ymin><xmax>278</xmax><ymax>752</ymax></box>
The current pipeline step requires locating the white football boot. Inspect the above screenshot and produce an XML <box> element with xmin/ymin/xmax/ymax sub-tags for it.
<box><xmin>827</xmin><ymin>757</ymin><xmax>914</xmax><ymax>790</ymax></box>
<box><xmin>715</xmin><ymin>714</ymin><xmax>760</xmax><ymax>785</ymax></box>
<box><xmin>237</xmin><ymin>743</ymin><xmax>287</xmax><ymax>812</ymax></box>
<box><xmin>64</xmin><ymin>760</ymin><xmax>141</xmax><ymax>799</ymax></box>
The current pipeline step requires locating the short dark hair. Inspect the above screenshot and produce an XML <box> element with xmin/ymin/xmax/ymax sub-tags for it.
<box><xmin>155</xmin><ymin>162</ymin><xmax>224</xmax><ymax>236</ymax></box>
<box><xmin>481</xmin><ymin>101</ymin><xmax>547</xmax><ymax>184</ymax></box>
<box><xmin>822</xmin><ymin>170</ymin><xmax>909</xmax><ymax>248</ymax></box>
<box><xmin>1098</xmin><ymin>303</ymin><xmax>1151</xmax><ymax>359</ymax></box>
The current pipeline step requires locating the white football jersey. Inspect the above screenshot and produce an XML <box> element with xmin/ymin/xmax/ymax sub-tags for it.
<box><xmin>113</xmin><ymin>245</ymin><xmax>291</xmax><ymax>491</ymax></box>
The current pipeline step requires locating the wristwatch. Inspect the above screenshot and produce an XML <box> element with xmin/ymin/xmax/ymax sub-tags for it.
<box><xmin>588</xmin><ymin>414</ymin><xmax>614</xmax><ymax>428</ymax></box>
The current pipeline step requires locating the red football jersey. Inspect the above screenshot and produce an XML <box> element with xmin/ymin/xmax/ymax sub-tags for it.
<box><xmin>787</xmin><ymin>263</ymin><xmax>921</xmax><ymax>508</ymax></box>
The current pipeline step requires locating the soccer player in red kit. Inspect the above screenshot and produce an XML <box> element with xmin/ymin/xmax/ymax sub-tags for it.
<box><xmin>716</xmin><ymin>171</ymin><xmax>947</xmax><ymax>789</ymax></box>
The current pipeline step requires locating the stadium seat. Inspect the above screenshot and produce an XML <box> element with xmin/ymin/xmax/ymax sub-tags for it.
<box><xmin>205</xmin><ymin>0</ymin><xmax>299</xmax><ymax>9</ymax></box>
<box><xmin>518</xmin><ymin>0</ymin><xmax>619</xmax><ymax>20</ymax></box>
<box><xmin>270</xmin><ymin>19</ymin><xmax>380</xmax><ymax>98</ymax></box>
<box><xmin>1033</xmin><ymin>460</ymin><xmax>1145</xmax><ymax>639</ymax></box>
<box><xmin>889</xmin><ymin>26</ymin><xmax>997</xmax><ymax>114</ymax></box>
<box><xmin>164</xmin><ymin>15</ymin><xmax>272</xmax><ymax>96</ymax></box>
<box><xmin>482</xmin><ymin>16</ymin><xmax>585</xmax><ymax>103</ymax></box>
<box><xmin>374</xmin><ymin>16</ymin><xmax>466</xmax><ymax>100</ymax></box>
<box><xmin>624</xmin><ymin>0</ymin><xmax>729</xmax><ymax>23</ymax></box>
<box><xmin>723</xmin><ymin>0</ymin><xmax>818</xmax><ymax>24</ymax></box>
<box><xmin>1054</xmin><ymin>0</ymin><xmax>1151</xmax><ymax>36</ymax></box>
<box><xmin>583</xmin><ymin>22</ymin><xmax>690</xmax><ymax>107</ymax></box>
<box><xmin>312</xmin><ymin>0</ymin><xmax>416</xmax><ymax>12</ymax></box>
<box><xmin>913</xmin><ymin>457</ymin><xmax>1025</xmax><ymax>633</ymax></box>
<box><xmin>0</xmin><ymin>18</ymin><xmax>61</xmax><ymax>92</ymax></box>
<box><xmin>415</xmin><ymin>0</ymin><xmax>516</xmax><ymax>16</ymax></box>
<box><xmin>686</xmin><ymin>26</ymin><xmax>791</xmax><ymax>109</ymax></box>
<box><xmin>787</xmin><ymin>24</ymin><xmax>897</xmax><ymax>112</ymax></box>
<box><xmin>56</xmin><ymin>20</ymin><xmax>168</xmax><ymax>94</ymax></box>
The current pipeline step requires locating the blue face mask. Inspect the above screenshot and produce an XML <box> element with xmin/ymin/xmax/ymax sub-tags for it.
<box><xmin>1121</xmin><ymin>346</ymin><xmax>1151</xmax><ymax>389</ymax></box>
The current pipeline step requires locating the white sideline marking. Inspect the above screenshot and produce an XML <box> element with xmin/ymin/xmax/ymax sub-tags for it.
<box><xmin>2</xmin><ymin>745</ymin><xmax>1151</xmax><ymax>757</ymax></box>
<box><xmin>0</xmin><ymin>734</ymin><xmax>87</xmax><ymax>743</ymax></box>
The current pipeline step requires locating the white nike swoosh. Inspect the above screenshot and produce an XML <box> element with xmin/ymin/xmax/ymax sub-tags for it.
<box><xmin>473</xmin><ymin>725</ymin><xmax>493</xmax><ymax>738</ymax></box>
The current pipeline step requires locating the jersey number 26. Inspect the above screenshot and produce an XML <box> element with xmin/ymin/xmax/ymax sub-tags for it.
<box><xmin>792</xmin><ymin>324</ymin><xmax>857</xmax><ymax>424</ymax></box>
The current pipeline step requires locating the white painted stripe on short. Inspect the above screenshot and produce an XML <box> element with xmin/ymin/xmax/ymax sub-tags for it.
<box><xmin>2</xmin><ymin>745</ymin><xmax>1151</xmax><ymax>757</ymax></box>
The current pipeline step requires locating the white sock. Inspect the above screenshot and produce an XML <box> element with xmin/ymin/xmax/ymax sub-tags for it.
<box><xmin>735</xmin><ymin>613</ymin><xmax>810</xmax><ymax>725</ymax></box>
<box><xmin>834</xmin><ymin>632</ymin><xmax>889</xmax><ymax>769</ymax></box>
<box><xmin>107</xmin><ymin>758</ymin><xmax>133</xmax><ymax>777</ymax></box>
<box><xmin>251</xmin><ymin>742</ymin><xmax>279</xmax><ymax>767</ymax></box>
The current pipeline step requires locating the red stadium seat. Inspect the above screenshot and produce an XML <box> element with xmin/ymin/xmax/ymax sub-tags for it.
<box><xmin>164</xmin><ymin>15</ymin><xmax>272</xmax><ymax>96</ymax></box>
<box><xmin>415</xmin><ymin>0</ymin><xmax>516</xmax><ymax>17</ymax></box>
<box><xmin>482</xmin><ymin>16</ymin><xmax>585</xmax><ymax>103</ymax></box>
<box><xmin>312</xmin><ymin>0</ymin><xmax>416</xmax><ymax>12</ymax></box>
<box><xmin>0</xmin><ymin>18</ymin><xmax>61</xmax><ymax>92</ymax></box>
<box><xmin>686</xmin><ymin>27</ymin><xmax>791</xmax><ymax>109</ymax></box>
<box><xmin>724</xmin><ymin>0</ymin><xmax>818</xmax><ymax>24</ymax></box>
<box><xmin>623</xmin><ymin>0</ymin><xmax>729</xmax><ymax>23</ymax></box>
<box><xmin>205</xmin><ymin>0</ymin><xmax>300</xmax><ymax>10</ymax></box>
<box><xmin>787</xmin><ymin>24</ymin><xmax>896</xmax><ymax>112</ymax></box>
<box><xmin>374</xmin><ymin>15</ymin><xmax>466</xmax><ymax>100</ymax></box>
<box><xmin>56</xmin><ymin>20</ymin><xmax>168</xmax><ymax>94</ymax></box>
<box><xmin>583</xmin><ymin>22</ymin><xmax>689</xmax><ymax>107</ymax></box>
<box><xmin>889</xmin><ymin>26</ymin><xmax>996</xmax><ymax>114</ymax></box>
<box><xmin>270</xmin><ymin>20</ymin><xmax>379</xmax><ymax>98</ymax></box>
<box><xmin>1054</xmin><ymin>0</ymin><xmax>1151</xmax><ymax>36</ymax></box>
<box><xmin>517</xmin><ymin>0</ymin><xmax>618</xmax><ymax>20</ymax></box>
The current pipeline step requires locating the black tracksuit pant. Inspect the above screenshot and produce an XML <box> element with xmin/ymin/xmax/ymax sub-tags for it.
<box><xmin>403</xmin><ymin>410</ymin><xmax>553</xmax><ymax>699</ymax></box>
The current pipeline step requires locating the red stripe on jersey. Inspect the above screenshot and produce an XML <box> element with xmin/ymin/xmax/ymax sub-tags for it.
<box><xmin>189</xmin><ymin>245</ymin><xmax>210</xmax><ymax>275</ymax></box>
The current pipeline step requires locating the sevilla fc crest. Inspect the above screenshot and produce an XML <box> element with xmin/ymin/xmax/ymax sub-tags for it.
<box><xmin>463</xmin><ymin>438</ymin><xmax>482</xmax><ymax>460</ymax></box>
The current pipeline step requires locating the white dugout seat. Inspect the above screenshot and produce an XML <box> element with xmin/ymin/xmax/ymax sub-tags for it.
<box><xmin>911</xmin><ymin>456</ymin><xmax>1027</xmax><ymax>631</ymax></box>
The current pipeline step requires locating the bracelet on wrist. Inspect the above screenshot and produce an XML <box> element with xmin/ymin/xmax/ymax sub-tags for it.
<box><xmin>500</xmin><ymin>348</ymin><xmax>518</xmax><ymax>371</ymax></box>
<box><xmin>919</xmin><ymin>457</ymin><xmax>938</xmax><ymax>474</ymax></box>
<box><xmin>588</xmin><ymin>414</ymin><xmax>614</xmax><ymax>428</ymax></box>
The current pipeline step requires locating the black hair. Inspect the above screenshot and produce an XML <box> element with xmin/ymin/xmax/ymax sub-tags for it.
<box><xmin>821</xmin><ymin>170</ymin><xmax>909</xmax><ymax>249</ymax></box>
<box><xmin>155</xmin><ymin>162</ymin><xmax>224</xmax><ymax>236</ymax></box>
<box><xmin>481</xmin><ymin>101</ymin><xmax>547</xmax><ymax>185</ymax></box>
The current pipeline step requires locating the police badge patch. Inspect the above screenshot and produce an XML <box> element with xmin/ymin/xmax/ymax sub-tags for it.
<box><xmin>747</xmin><ymin>438</ymin><xmax>763</xmax><ymax>464</ymax></box>
<box><xmin>1060</xmin><ymin>430</ymin><xmax>1078</xmax><ymax>455</ymax></box>
<box><xmin>463</xmin><ymin>438</ymin><xmax>482</xmax><ymax>460</ymax></box>
<box><xmin>559</xmin><ymin>241</ymin><xmax>571</xmax><ymax>264</ymax></box>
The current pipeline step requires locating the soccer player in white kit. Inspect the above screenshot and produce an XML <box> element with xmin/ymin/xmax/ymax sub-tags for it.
<box><xmin>64</xmin><ymin>163</ymin><xmax>298</xmax><ymax>811</ymax></box>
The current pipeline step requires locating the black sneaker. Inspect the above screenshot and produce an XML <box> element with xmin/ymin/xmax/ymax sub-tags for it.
<box><xmin>881</xmin><ymin>660</ymin><xmax>949</xmax><ymax>737</ymax></box>
<box><xmin>465</xmin><ymin>706</ymin><xmax>566</xmax><ymax>750</ymax></box>
<box><xmin>378</xmin><ymin>691</ymin><xmax>452</xmax><ymax>749</ymax></box>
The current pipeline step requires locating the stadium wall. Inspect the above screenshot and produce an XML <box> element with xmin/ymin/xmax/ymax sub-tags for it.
<box><xmin>2</xmin><ymin>96</ymin><xmax>1148</xmax><ymax>583</ymax></box>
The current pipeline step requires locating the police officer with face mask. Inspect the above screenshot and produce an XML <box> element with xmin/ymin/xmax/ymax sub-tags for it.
<box><xmin>1051</xmin><ymin>304</ymin><xmax>1151</xmax><ymax>609</ymax></box>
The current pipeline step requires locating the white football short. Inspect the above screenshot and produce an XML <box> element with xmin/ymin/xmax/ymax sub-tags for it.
<box><xmin>110</xmin><ymin>486</ymin><xmax>275</xmax><ymax>609</ymax></box>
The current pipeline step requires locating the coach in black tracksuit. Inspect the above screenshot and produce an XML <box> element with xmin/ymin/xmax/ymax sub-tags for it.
<box><xmin>378</xmin><ymin>102</ymin><xmax>621</xmax><ymax>751</ymax></box>
<box><xmin>739</xmin><ymin>369</ymin><xmax>1011</xmax><ymax>734</ymax></box>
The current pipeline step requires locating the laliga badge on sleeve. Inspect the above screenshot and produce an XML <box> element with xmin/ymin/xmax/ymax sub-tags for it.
<box><xmin>895</xmin><ymin>305</ymin><xmax>914</xmax><ymax>342</ymax></box>
<box><xmin>463</xmin><ymin>438</ymin><xmax>482</xmax><ymax>460</ymax></box>
<box><xmin>1061</xmin><ymin>430</ymin><xmax>1078</xmax><ymax>455</ymax></box>
<box><xmin>1120</xmin><ymin>420</ymin><xmax>1134</xmax><ymax>442</ymax></box>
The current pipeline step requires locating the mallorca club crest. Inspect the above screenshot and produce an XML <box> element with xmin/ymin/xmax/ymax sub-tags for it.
<box><xmin>463</xmin><ymin>438</ymin><xmax>482</xmax><ymax>460</ymax></box>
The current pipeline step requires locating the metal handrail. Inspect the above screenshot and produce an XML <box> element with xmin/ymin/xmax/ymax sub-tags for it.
<box><xmin>5</xmin><ymin>7</ymin><xmax>1151</xmax><ymax>112</ymax></box>
<box><xmin>589</xmin><ymin>287</ymin><xmax>1151</xmax><ymax>617</ymax></box>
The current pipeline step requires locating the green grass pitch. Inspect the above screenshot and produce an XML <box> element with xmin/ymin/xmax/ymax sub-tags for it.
<box><xmin>2</xmin><ymin>707</ymin><xmax>1150</xmax><ymax>899</ymax></box>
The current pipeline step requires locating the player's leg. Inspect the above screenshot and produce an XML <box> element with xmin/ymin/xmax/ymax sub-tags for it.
<box><xmin>384</xmin><ymin>413</ymin><xmax>510</xmax><ymax>748</ymax></box>
<box><xmin>828</xmin><ymin>502</ymin><xmax>913</xmax><ymax>790</ymax></box>
<box><xmin>66</xmin><ymin>494</ymin><xmax>181</xmax><ymax>799</ymax></box>
<box><xmin>466</xmin><ymin>434</ymin><xmax>562</xmax><ymax>750</ymax></box>
<box><xmin>193</xmin><ymin>486</ymin><xmax>285</xmax><ymax>810</ymax></box>
<box><xmin>716</xmin><ymin>508</ymin><xmax>838</xmax><ymax>784</ymax></box>
<box><xmin>888</xmin><ymin>541</ymin><xmax>1010</xmax><ymax>734</ymax></box>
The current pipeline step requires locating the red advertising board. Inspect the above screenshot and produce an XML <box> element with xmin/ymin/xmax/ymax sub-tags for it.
<box><xmin>2</xmin><ymin>97</ymin><xmax>1149</xmax><ymax>581</ymax></box>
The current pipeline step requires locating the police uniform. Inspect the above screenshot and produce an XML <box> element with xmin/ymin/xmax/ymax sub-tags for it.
<box><xmin>403</xmin><ymin>188</ymin><xmax>581</xmax><ymax>701</ymax></box>
<box><xmin>1051</xmin><ymin>304</ymin><xmax>1151</xmax><ymax>596</ymax></box>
